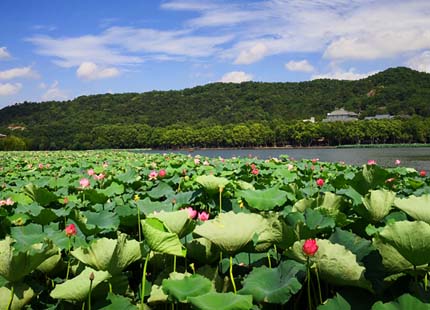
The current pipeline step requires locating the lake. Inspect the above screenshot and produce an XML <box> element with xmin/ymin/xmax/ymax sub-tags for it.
<box><xmin>141</xmin><ymin>147</ymin><xmax>430</xmax><ymax>171</ymax></box>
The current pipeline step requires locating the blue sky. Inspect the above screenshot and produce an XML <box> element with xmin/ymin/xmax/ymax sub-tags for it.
<box><xmin>1</xmin><ymin>0</ymin><xmax>430</xmax><ymax>109</ymax></box>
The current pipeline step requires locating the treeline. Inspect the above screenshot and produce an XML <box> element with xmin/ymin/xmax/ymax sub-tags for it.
<box><xmin>4</xmin><ymin>117</ymin><xmax>428</xmax><ymax>150</ymax></box>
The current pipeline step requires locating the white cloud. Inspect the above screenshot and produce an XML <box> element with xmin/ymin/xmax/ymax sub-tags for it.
<box><xmin>0</xmin><ymin>66</ymin><xmax>39</xmax><ymax>80</ymax></box>
<box><xmin>311</xmin><ymin>68</ymin><xmax>377</xmax><ymax>80</ymax></box>
<box><xmin>219</xmin><ymin>71</ymin><xmax>253</xmax><ymax>83</ymax></box>
<box><xmin>0</xmin><ymin>83</ymin><xmax>22</xmax><ymax>96</ymax></box>
<box><xmin>285</xmin><ymin>60</ymin><xmax>315</xmax><ymax>72</ymax></box>
<box><xmin>0</xmin><ymin>47</ymin><xmax>11</xmax><ymax>59</ymax></box>
<box><xmin>76</xmin><ymin>62</ymin><xmax>120</xmax><ymax>80</ymax></box>
<box><xmin>41</xmin><ymin>81</ymin><xmax>68</xmax><ymax>101</ymax></box>
<box><xmin>234</xmin><ymin>42</ymin><xmax>268</xmax><ymax>65</ymax></box>
<box><xmin>407</xmin><ymin>51</ymin><xmax>430</xmax><ymax>73</ymax></box>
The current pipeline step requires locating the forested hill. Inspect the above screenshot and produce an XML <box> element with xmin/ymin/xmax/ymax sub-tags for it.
<box><xmin>1</xmin><ymin>66</ymin><xmax>430</xmax><ymax>150</ymax></box>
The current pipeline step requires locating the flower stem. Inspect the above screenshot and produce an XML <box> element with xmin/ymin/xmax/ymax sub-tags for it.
<box><xmin>219</xmin><ymin>187</ymin><xmax>223</xmax><ymax>214</ymax></box>
<box><xmin>307</xmin><ymin>256</ymin><xmax>312</xmax><ymax>310</ymax></box>
<box><xmin>315</xmin><ymin>264</ymin><xmax>323</xmax><ymax>304</ymax></box>
<box><xmin>141</xmin><ymin>252</ymin><xmax>151</xmax><ymax>310</ymax></box>
<box><xmin>88</xmin><ymin>279</ymin><xmax>93</xmax><ymax>310</ymax></box>
<box><xmin>137</xmin><ymin>203</ymin><xmax>142</xmax><ymax>242</ymax></box>
<box><xmin>267</xmin><ymin>252</ymin><xmax>272</xmax><ymax>268</ymax></box>
<box><xmin>66</xmin><ymin>237</ymin><xmax>72</xmax><ymax>280</ymax></box>
<box><xmin>230</xmin><ymin>256</ymin><xmax>237</xmax><ymax>294</ymax></box>
<box><xmin>6</xmin><ymin>285</ymin><xmax>14</xmax><ymax>310</ymax></box>
<box><xmin>173</xmin><ymin>255</ymin><xmax>176</xmax><ymax>273</ymax></box>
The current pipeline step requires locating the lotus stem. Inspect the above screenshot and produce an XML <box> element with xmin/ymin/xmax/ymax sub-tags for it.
<box><xmin>267</xmin><ymin>252</ymin><xmax>272</xmax><ymax>268</ymax></box>
<box><xmin>173</xmin><ymin>255</ymin><xmax>176</xmax><ymax>273</ymax></box>
<box><xmin>315</xmin><ymin>264</ymin><xmax>323</xmax><ymax>304</ymax></box>
<box><xmin>88</xmin><ymin>273</ymin><xmax>94</xmax><ymax>310</ymax></box>
<box><xmin>6</xmin><ymin>285</ymin><xmax>14</xmax><ymax>310</ymax></box>
<box><xmin>219</xmin><ymin>187</ymin><xmax>223</xmax><ymax>214</ymax></box>
<box><xmin>425</xmin><ymin>272</ymin><xmax>429</xmax><ymax>292</ymax></box>
<box><xmin>66</xmin><ymin>236</ymin><xmax>72</xmax><ymax>280</ymax></box>
<box><xmin>307</xmin><ymin>256</ymin><xmax>313</xmax><ymax>310</ymax></box>
<box><xmin>230</xmin><ymin>256</ymin><xmax>237</xmax><ymax>294</ymax></box>
<box><xmin>141</xmin><ymin>252</ymin><xmax>151</xmax><ymax>310</ymax></box>
<box><xmin>137</xmin><ymin>203</ymin><xmax>142</xmax><ymax>242</ymax></box>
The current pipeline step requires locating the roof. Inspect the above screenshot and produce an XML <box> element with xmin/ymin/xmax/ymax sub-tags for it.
<box><xmin>327</xmin><ymin>108</ymin><xmax>358</xmax><ymax>116</ymax></box>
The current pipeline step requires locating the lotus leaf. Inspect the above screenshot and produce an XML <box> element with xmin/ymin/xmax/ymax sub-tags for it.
<box><xmin>196</xmin><ymin>175</ymin><xmax>229</xmax><ymax>194</ymax></box>
<box><xmin>379</xmin><ymin>220</ymin><xmax>430</xmax><ymax>266</ymax></box>
<box><xmin>188</xmin><ymin>292</ymin><xmax>253</xmax><ymax>310</ymax></box>
<box><xmin>286</xmin><ymin>239</ymin><xmax>372</xmax><ymax>290</ymax></box>
<box><xmin>23</xmin><ymin>183</ymin><xmax>58</xmax><ymax>206</ymax></box>
<box><xmin>148</xmin><ymin>209</ymin><xmax>195</xmax><ymax>238</ymax></box>
<box><xmin>393</xmin><ymin>195</ymin><xmax>430</xmax><ymax>223</ymax></box>
<box><xmin>329</xmin><ymin>228</ymin><xmax>373</xmax><ymax>261</ymax></box>
<box><xmin>193</xmin><ymin>211</ymin><xmax>283</xmax><ymax>255</ymax></box>
<box><xmin>141</xmin><ymin>218</ymin><xmax>186</xmax><ymax>257</ymax></box>
<box><xmin>238</xmin><ymin>187</ymin><xmax>287</xmax><ymax>211</ymax></box>
<box><xmin>162</xmin><ymin>274</ymin><xmax>213</xmax><ymax>302</ymax></box>
<box><xmin>100</xmin><ymin>292</ymin><xmax>138</xmax><ymax>310</ymax></box>
<box><xmin>0</xmin><ymin>236</ymin><xmax>57</xmax><ymax>282</ymax></box>
<box><xmin>361</xmin><ymin>190</ymin><xmax>395</xmax><ymax>222</ymax></box>
<box><xmin>238</xmin><ymin>260</ymin><xmax>305</xmax><ymax>304</ymax></box>
<box><xmin>318</xmin><ymin>293</ymin><xmax>351</xmax><ymax>310</ymax></box>
<box><xmin>50</xmin><ymin>267</ymin><xmax>111</xmax><ymax>301</ymax></box>
<box><xmin>71</xmin><ymin>233</ymin><xmax>141</xmax><ymax>274</ymax></box>
<box><xmin>186</xmin><ymin>237</ymin><xmax>220</xmax><ymax>264</ymax></box>
<box><xmin>36</xmin><ymin>250</ymin><xmax>62</xmax><ymax>274</ymax></box>
<box><xmin>371</xmin><ymin>293</ymin><xmax>430</xmax><ymax>310</ymax></box>
<box><xmin>0</xmin><ymin>282</ymin><xmax>34</xmax><ymax>310</ymax></box>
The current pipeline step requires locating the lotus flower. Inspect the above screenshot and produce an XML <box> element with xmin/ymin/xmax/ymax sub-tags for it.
<box><xmin>65</xmin><ymin>224</ymin><xmax>77</xmax><ymax>237</ymax></box>
<box><xmin>158</xmin><ymin>169</ymin><xmax>167</xmax><ymax>178</ymax></box>
<box><xmin>316</xmin><ymin>178</ymin><xmax>324</xmax><ymax>187</ymax></box>
<box><xmin>87</xmin><ymin>168</ymin><xmax>95</xmax><ymax>176</ymax></box>
<box><xmin>186</xmin><ymin>207</ymin><xmax>197</xmax><ymax>219</ymax></box>
<box><xmin>420</xmin><ymin>170</ymin><xmax>427</xmax><ymax>177</ymax></box>
<box><xmin>367</xmin><ymin>160</ymin><xmax>376</xmax><ymax>165</ymax></box>
<box><xmin>198</xmin><ymin>211</ymin><xmax>210</xmax><ymax>221</ymax></box>
<box><xmin>79</xmin><ymin>178</ymin><xmax>90</xmax><ymax>188</ymax></box>
<box><xmin>148</xmin><ymin>170</ymin><xmax>158</xmax><ymax>180</ymax></box>
<box><xmin>302</xmin><ymin>239</ymin><xmax>318</xmax><ymax>256</ymax></box>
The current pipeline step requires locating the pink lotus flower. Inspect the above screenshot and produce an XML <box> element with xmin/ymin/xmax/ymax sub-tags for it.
<box><xmin>303</xmin><ymin>239</ymin><xmax>318</xmax><ymax>256</ymax></box>
<box><xmin>194</xmin><ymin>158</ymin><xmax>200</xmax><ymax>165</ymax></box>
<box><xmin>287</xmin><ymin>164</ymin><xmax>294</xmax><ymax>170</ymax></box>
<box><xmin>420</xmin><ymin>170</ymin><xmax>427</xmax><ymax>177</ymax></box>
<box><xmin>395</xmin><ymin>159</ymin><xmax>401</xmax><ymax>165</ymax></box>
<box><xmin>198</xmin><ymin>211</ymin><xmax>210</xmax><ymax>221</ymax></box>
<box><xmin>65</xmin><ymin>223</ymin><xmax>77</xmax><ymax>237</ymax></box>
<box><xmin>367</xmin><ymin>160</ymin><xmax>377</xmax><ymax>165</ymax></box>
<box><xmin>0</xmin><ymin>198</ymin><xmax>14</xmax><ymax>206</ymax></box>
<box><xmin>148</xmin><ymin>170</ymin><xmax>158</xmax><ymax>180</ymax></box>
<box><xmin>203</xmin><ymin>160</ymin><xmax>210</xmax><ymax>166</ymax></box>
<box><xmin>158</xmin><ymin>169</ymin><xmax>167</xmax><ymax>178</ymax></box>
<box><xmin>311</xmin><ymin>158</ymin><xmax>319</xmax><ymax>164</ymax></box>
<box><xmin>87</xmin><ymin>169</ymin><xmax>95</xmax><ymax>176</ymax></box>
<box><xmin>186</xmin><ymin>207</ymin><xmax>197</xmax><ymax>219</ymax></box>
<box><xmin>251</xmin><ymin>168</ymin><xmax>259</xmax><ymax>175</ymax></box>
<box><xmin>93</xmin><ymin>173</ymin><xmax>105</xmax><ymax>181</ymax></box>
<box><xmin>38</xmin><ymin>163</ymin><xmax>44</xmax><ymax>169</ymax></box>
<box><xmin>79</xmin><ymin>178</ymin><xmax>90</xmax><ymax>188</ymax></box>
<box><xmin>316</xmin><ymin>178</ymin><xmax>325</xmax><ymax>187</ymax></box>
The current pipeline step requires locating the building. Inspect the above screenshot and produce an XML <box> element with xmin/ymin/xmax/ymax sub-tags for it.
<box><xmin>364</xmin><ymin>114</ymin><xmax>393</xmax><ymax>120</ymax></box>
<box><xmin>323</xmin><ymin>108</ymin><xmax>358</xmax><ymax>122</ymax></box>
<box><xmin>0</xmin><ymin>134</ymin><xmax>6</xmax><ymax>138</ymax></box>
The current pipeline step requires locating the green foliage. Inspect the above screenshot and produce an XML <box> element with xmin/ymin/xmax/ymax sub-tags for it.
<box><xmin>1</xmin><ymin>67</ymin><xmax>430</xmax><ymax>150</ymax></box>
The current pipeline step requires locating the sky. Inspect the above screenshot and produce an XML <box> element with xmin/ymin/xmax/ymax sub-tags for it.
<box><xmin>1</xmin><ymin>0</ymin><xmax>430</xmax><ymax>110</ymax></box>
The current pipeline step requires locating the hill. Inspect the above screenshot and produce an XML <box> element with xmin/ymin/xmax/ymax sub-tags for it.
<box><xmin>1</xmin><ymin>67</ymin><xmax>430</xmax><ymax>149</ymax></box>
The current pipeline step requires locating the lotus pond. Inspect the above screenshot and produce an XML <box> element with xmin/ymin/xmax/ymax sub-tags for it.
<box><xmin>0</xmin><ymin>151</ymin><xmax>430</xmax><ymax>310</ymax></box>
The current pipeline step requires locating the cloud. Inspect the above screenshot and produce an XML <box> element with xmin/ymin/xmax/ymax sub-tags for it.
<box><xmin>76</xmin><ymin>62</ymin><xmax>120</xmax><ymax>80</ymax></box>
<box><xmin>311</xmin><ymin>68</ymin><xmax>377</xmax><ymax>80</ymax></box>
<box><xmin>285</xmin><ymin>60</ymin><xmax>315</xmax><ymax>72</ymax></box>
<box><xmin>407</xmin><ymin>51</ymin><xmax>430</xmax><ymax>73</ymax></box>
<box><xmin>41</xmin><ymin>81</ymin><xmax>68</xmax><ymax>101</ymax></box>
<box><xmin>0</xmin><ymin>47</ymin><xmax>11</xmax><ymax>59</ymax></box>
<box><xmin>0</xmin><ymin>66</ymin><xmax>39</xmax><ymax>80</ymax></box>
<box><xmin>234</xmin><ymin>43</ymin><xmax>268</xmax><ymax>65</ymax></box>
<box><xmin>219</xmin><ymin>71</ymin><xmax>253</xmax><ymax>83</ymax></box>
<box><xmin>0</xmin><ymin>83</ymin><xmax>22</xmax><ymax>96</ymax></box>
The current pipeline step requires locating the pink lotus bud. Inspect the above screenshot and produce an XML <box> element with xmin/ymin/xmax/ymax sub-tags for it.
<box><xmin>158</xmin><ymin>169</ymin><xmax>166</xmax><ymax>178</ymax></box>
<box><xmin>367</xmin><ymin>160</ymin><xmax>377</xmax><ymax>165</ymax></box>
<box><xmin>186</xmin><ymin>207</ymin><xmax>197</xmax><ymax>219</ymax></box>
<box><xmin>395</xmin><ymin>159</ymin><xmax>401</xmax><ymax>165</ymax></box>
<box><xmin>65</xmin><ymin>223</ymin><xmax>77</xmax><ymax>237</ymax></box>
<box><xmin>316</xmin><ymin>178</ymin><xmax>324</xmax><ymax>187</ymax></box>
<box><xmin>420</xmin><ymin>170</ymin><xmax>427</xmax><ymax>177</ymax></box>
<box><xmin>87</xmin><ymin>169</ymin><xmax>95</xmax><ymax>176</ymax></box>
<box><xmin>303</xmin><ymin>239</ymin><xmax>318</xmax><ymax>256</ymax></box>
<box><xmin>198</xmin><ymin>211</ymin><xmax>210</xmax><ymax>221</ymax></box>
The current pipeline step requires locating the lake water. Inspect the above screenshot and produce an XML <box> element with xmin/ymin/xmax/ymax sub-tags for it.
<box><xmin>141</xmin><ymin>147</ymin><xmax>430</xmax><ymax>171</ymax></box>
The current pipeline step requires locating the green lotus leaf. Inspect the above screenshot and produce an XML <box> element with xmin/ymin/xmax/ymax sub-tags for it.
<box><xmin>195</xmin><ymin>175</ymin><xmax>229</xmax><ymax>194</ymax></box>
<box><xmin>329</xmin><ymin>228</ymin><xmax>373</xmax><ymax>261</ymax></box>
<box><xmin>236</xmin><ymin>180</ymin><xmax>255</xmax><ymax>191</ymax></box>
<box><xmin>188</xmin><ymin>292</ymin><xmax>253</xmax><ymax>310</ymax></box>
<box><xmin>85</xmin><ymin>189</ymin><xmax>109</xmax><ymax>204</ymax></box>
<box><xmin>100</xmin><ymin>292</ymin><xmax>138</xmax><ymax>310</ymax></box>
<box><xmin>186</xmin><ymin>237</ymin><xmax>220</xmax><ymax>264</ymax></box>
<box><xmin>292</xmin><ymin>198</ymin><xmax>315</xmax><ymax>212</ymax></box>
<box><xmin>286</xmin><ymin>239</ymin><xmax>372</xmax><ymax>290</ymax></box>
<box><xmin>147</xmin><ymin>181</ymin><xmax>175</xmax><ymax>199</ymax></box>
<box><xmin>81</xmin><ymin>210</ymin><xmax>120</xmax><ymax>231</ymax></box>
<box><xmin>10</xmin><ymin>223</ymin><xmax>46</xmax><ymax>252</ymax></box>
<box><xmin>36</xmin><ymin>250</ymin><xmax>62</xmax><ymax>274</ymax></box>
<box><xmin>71</xmin><ymin>233</ymin><xmax>141</xmax><ymax>274</ymax></box>
<box><xmin>372</xmin><ymin>237</ymin><xmax>414</xmax><ymax>274</ymax></box>
<box><xmin>371</xmin><ymin>293</ymin><xmax>430</xmax><ymax>310</ymax></box>
<box><xmin>147</xmin><ymin>284</ymin><xmax>168</xmax><ymax>304</ymax></box>
<box><xmin>0</xmin><ymin>282</ymin><xmax>34</xmax><ymax>310</ymax></box>
<box><xmin>148</xmin><ymin>210</ymin><xmax>196</xmax><ymax>238</ymax></box>
<box><xmin>316</xmin><ymin>192</ymin><xmax>343</xmax><ymax>216</ymax></box>
<box><xmin>394</xmin><ymin>195</ymin><xmax>430</xmax><ymax>223</ymax></box>
<box><xmin>361</xmin><ymin>189</ymin><xmax>395</xmax><ymax>222</ymax></box>
<box><xmin>379</xmin><ymin>220</ymin><xmax>430</xmax><ymax>266</ymax></box>
<box><xmin>141</xmin><ymin>218</ymin><xmax>186</xmax><ymax>257</ymax></box>
<box><xmin>100</xmin><ymin>182</ymin><xmax>124</xmax><ymax>197</ymax></box>
<box><xmin>0</xmin><ymin>236</ymin><xmax>57</xmax><ymax>282</ymax></box>
<box><xmin>318</xmin><ymin>293</ymin><xmax>351</xmax><ymax>310</ymax></box>
<box><xmin>238</xmin><ymin>187</ymin><xmax>287</xmax><ymax>211</ymax></box>
<box><xmin>162</xmin><ymin>274</ymin><xmax>213</xmax><ymax>302</ymax></box>
<box><xmin>193</xmin><ymin>212</ymin><xmax>282</xmax><ymax>255</ymax></box>
<box><xmin>50</xmin><ymin>267</ymin><xmax>111</xmax><ymax>301</ymax></box>
<box><xmin>23</xmin><ymin>183</ymin><xmax>58</xmax><ymax>206</ymax></box>
<box><xmin>137</xmin><ymin>197</ymin><xmax>172</xmax><ymax>216</ymax></box>
<box><xmin>238</xmin><ymin>260</ymin><xmax>305</xmax><ymax>304</ymax></box>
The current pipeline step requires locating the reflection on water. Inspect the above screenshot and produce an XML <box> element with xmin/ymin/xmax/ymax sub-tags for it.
<box><xmin>140</xmin><ymin>147</ymin><xmax>430</xmax><ymax>171</ymax></box>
